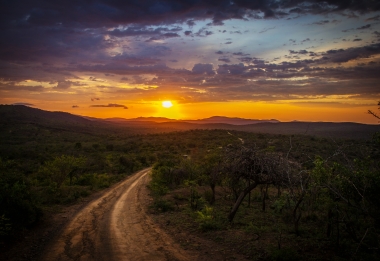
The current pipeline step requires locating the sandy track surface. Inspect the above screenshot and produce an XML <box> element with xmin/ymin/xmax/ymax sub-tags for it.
<box><xmin>40</xmin><ymin>168</ymin><xmax>193</xmax><ymax>261</ymax></box>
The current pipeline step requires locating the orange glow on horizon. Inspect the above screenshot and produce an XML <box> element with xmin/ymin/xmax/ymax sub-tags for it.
<box><xmin>24</xmin><ymin>100</ymin><xmax>379</xmax><ymax>125</ymax></box>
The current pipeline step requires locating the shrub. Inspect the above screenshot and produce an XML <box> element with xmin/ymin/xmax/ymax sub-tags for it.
<box><xmin>151</xmin><ymin>199</ymin><xmax>174</xmax><ymax>212</ymax></box>
<box><xmin>0</xmin><ymin>160</ymin><xmax>41</xmax><ymax>237</ymax></box>
<box><xmin>196</xmin><ymin>206</ymin><xmax>219</xmax><ymax>231</ymax></box>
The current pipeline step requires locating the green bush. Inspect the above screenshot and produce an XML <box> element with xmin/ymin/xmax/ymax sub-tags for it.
<box><xmin>148</xmin><ymin>181</ymin><xmax>169</xmax><ymax>196</ymax></box>
<box><xmin>196</xmin><ymin>206</ymin><xmax>219</xmax><ymax>231</ymax></box>
<box><xmin>151</xmin><ymin>199</ymin><xmax>174</xmax><ymax>212</ymax></box>
<box><xmin>0</xmin><ymin>161</ymin><xmax>41</xmax><ymax>239</ymax></box>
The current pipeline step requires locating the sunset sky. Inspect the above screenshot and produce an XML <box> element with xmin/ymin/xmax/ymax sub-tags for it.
<box><xmin>1</xmin><ymin>0</ymin><xmax>380</xmax><ymax>123</ymax></box>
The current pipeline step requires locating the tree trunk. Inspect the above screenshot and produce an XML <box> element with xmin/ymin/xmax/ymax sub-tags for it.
<box><xmin>228</xmin><ymin>182</ymin><xmax>258</xmax><ymax>222</ymax></box>
<box><xmin>327</xmin><ymin>208</ymin><xmax>332</xmax><ymax>238</ymax></box>
<box><xmin>210</xmin><ymin>183</ymin><xmax>216</xmax><ymax>205</ymax></box>
<box><xmin>262</xmin><ymin>189</ymin><xmax>266</xmax><ymax>212</ymax></box>
<box><xmin>248</xmin><ymin>179</ymin><xmax>251</xmax><ymax>207</ymax></box>
<box><xmin>293</xmin><ymin>191</ymin><xmax>305</xmax><ymax>236</ymax></box>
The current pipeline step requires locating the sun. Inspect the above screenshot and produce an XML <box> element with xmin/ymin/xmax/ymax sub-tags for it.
<box><xmin>162</xmin><ymin>100</ymin><xmax>173</xmax><ymax>108</ymax></box>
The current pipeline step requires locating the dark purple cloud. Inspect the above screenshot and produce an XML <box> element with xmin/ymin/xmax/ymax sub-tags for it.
<box><xmin>218</xmin><ymin>58</ymin><xmax>231</xmax><ymax>63</ymax></box>
<box><xmin>366</xmin><ymin>15</ymin><xmax>380</xmax><ymax>21</ymax></box>
<box><xmin>90</xmin><ymin>104</ymin><xmax>128</xmax><ymax>109</ymax></box>
<box><xmin>311</xmin><ymin>20</ymin><xmax>330</xmax><ymax>25</ymax></box>
<box><xmin>357</xmin><ymin>24</ymin><xmax>371</xmax><ymax>30</ymax></box>
<box><xmin>11</xmin><ymin>102</ymin><xmax>35</xmax><ymax>106</ymax></box>
<box><xmin>192</xmin><ymin>64</ymin><xmax>215</xmax><ymax>75</ymax></box>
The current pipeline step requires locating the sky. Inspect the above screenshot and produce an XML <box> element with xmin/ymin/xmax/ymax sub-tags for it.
<box><xmin>1</xmin><ymin>0</ymin><xmax>380</xmax><ymax>123</ymax></box>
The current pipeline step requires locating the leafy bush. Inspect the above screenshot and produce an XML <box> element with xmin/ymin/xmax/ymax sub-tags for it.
<box><xmin>151</xmin><ymin>199</ymin><xmax>174</xmax><ymax>212</ymax></box>
<box><xmin>0</xmin><ymin>160</ymin><xmax>41</xmax><ymax>238</ymax></box>
<box><xmin>196</xmin><ymin>206</ymin><xmax>219</xmax><ymax>231</ymax></box>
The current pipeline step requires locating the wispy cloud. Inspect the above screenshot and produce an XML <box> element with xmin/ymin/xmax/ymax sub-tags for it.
<box><xmin>11</xmin><ymin>102</ymin><xmax>35</xmax><ymax>106</ymax></box>
<box><xmin>90</xmin><ymin>104</ymin><xmax>128</xmax><ymax>109</ymax></box>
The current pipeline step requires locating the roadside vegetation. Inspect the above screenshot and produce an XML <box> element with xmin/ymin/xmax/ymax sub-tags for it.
<box><xmin>149</xmin><ymin>131</ymin><xmax>380</xmax><ymax>260</ymax></box>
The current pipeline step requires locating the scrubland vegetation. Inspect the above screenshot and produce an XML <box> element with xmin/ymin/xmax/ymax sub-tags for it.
<box><xmin>0</xmin><ymin>105</ymin><xmax>379</xmax><ymax>260</ymax></box>
<box><xmin>149</xmin><ymin>131</ymin><xmax>380</xmax><ymax>260</ymax></box>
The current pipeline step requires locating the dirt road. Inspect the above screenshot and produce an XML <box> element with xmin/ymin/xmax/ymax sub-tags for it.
<box><xmin>41</xmin><ymin>168</ymin><xmax>192</xmax><ymax>261</ymax></box>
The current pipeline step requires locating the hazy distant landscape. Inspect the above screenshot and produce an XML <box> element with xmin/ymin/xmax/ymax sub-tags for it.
<box><xmin>2</xmin><ymin>105</ymin><xmax>377</xmax><ymax>140</ymax></box>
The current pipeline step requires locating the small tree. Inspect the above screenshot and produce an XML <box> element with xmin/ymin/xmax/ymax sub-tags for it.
<box><xmin>223</xmin><ymin>145</ymin><xmax>290</xmax><ymax>222</ymax></box>
<box><xmin>200</xmin><ymin>151</ymin><xmax>223</xmax><ymax>205</ymax></box>
<box><xmin>39</xmin><ymin>155</ymin><xmax>86</xmax><ymax>188</ymax></box>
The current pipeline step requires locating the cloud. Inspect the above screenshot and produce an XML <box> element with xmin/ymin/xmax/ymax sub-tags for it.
<box><xmin>290</xmin><ymin>50</ymin><xmax>308</xmax><ymax>55</ymax></box>
<box><xmin>310</xmin><ymin>20</ymin><xmax>330</xmax><ymax>25</ymax></box>
<box><xmin>1</xmin><ymin>0</ymin><xmax>380</xmax><ymax>106</ymax></box>
<box><xmin>357</xmin><ymin>24</ymin><xmax>371</xmax><ymax>30</ymax></box>
<box><xmin>259</xmin><ymin>27</ymin><xmax>275</xmax><ymax>33</ymax></box>
<box><xmin>72</xmin><ymin>105</ymin><xmax>79</xmax><ymax>108</ymax></box>
<box><xmin>0</xmin><ymin>82</ymin><xmax>45</xmax><ymax>92</ymax></box>
<box><xmin>321</xmin><ymin>43</ymin><xmax>380</xmax><ymax>63</ymax></box>
<box><xmin>90</xmin><ymin>104</ymin><xmax>128</xmax><ymax>109</ymax></box>
<box><xmin>55</xmin><ymin>81</ymin><xmax>72</xmax><ymax>89</ymax></box>
<box><xmin>366</xmin><ymin>15</ymin><xmax>380</xmax><ymax>21</ymax></box>
<box><xmin>218</xmin><ymin>58</ymin><xmax>231</xmax><ymax>63</ymax></box>
<box><xmin>11</xmin><ymin>102</ymin><xmax>35</xmax><ymax>106</ymax></box>
<box><xmin>73</xmin><ymin>63</ymin><xmax>187</xmax><ymax>76</ymax></box>
<box><xmin>192</xmin><ymin>64</ymin><xmax>215</xmax><ymax>75</ymax></box>
<box><xmin>238</xmin><ymin>57</ymin><xmax>253</xmax><ymax>63</ymax></box>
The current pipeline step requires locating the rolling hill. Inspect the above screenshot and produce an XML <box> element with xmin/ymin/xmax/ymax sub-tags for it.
<box><xmin>1</xmin><ymin>105</ymin><xmax>379</xmax><ymax>140</ymax></box>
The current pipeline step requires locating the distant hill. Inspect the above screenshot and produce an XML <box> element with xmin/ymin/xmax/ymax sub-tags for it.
<box><xmin>0</xmin><ymin>105</ymin><xmax>133</xmax><ymax>138</ymax></box>
<box><xmin>0</xmin><ymin>105</ymin><xmax>91</xmax><ymax>125</ymax></box>
<box><xmin>182</xmin><ymin>116</ymin><xmax>279</xmax><ymax>125</ymax></box>
<box><xmin>105</xmin><ymin>116</ymin><xmax>279</xmax><ymax>125</ymax></box>
<box><xmin>1</xmin><ymin>105</ymin><xmax>379</xmax><ymax>140</ymax></box>
<box><xmin>105</xmin><ymin>117</ymin><xmax>178</xmax><ymax>123</ymax></box>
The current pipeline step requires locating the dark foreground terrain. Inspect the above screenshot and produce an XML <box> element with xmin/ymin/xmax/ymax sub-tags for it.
<box><xmin>1</xmin><ymin>105</ymin><xmax>379</xmax><ymax>260</ymax></box>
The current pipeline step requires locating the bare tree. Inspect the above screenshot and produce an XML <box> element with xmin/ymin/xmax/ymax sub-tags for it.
<box><xmin>223</xmin><ymin>145</ymin><xmax>290</xmax><ymax>222</ymax></box>
<box><xmin>368</xmin><ymin>101</ymin><xmax>380</xmax><ymax>120</ymax></box>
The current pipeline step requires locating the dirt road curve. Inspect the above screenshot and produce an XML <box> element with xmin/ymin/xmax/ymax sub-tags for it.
<box><xmin>41</xmin><ymin>168</ymin><xmax>192</xmax><ymax>261</ymax></box>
